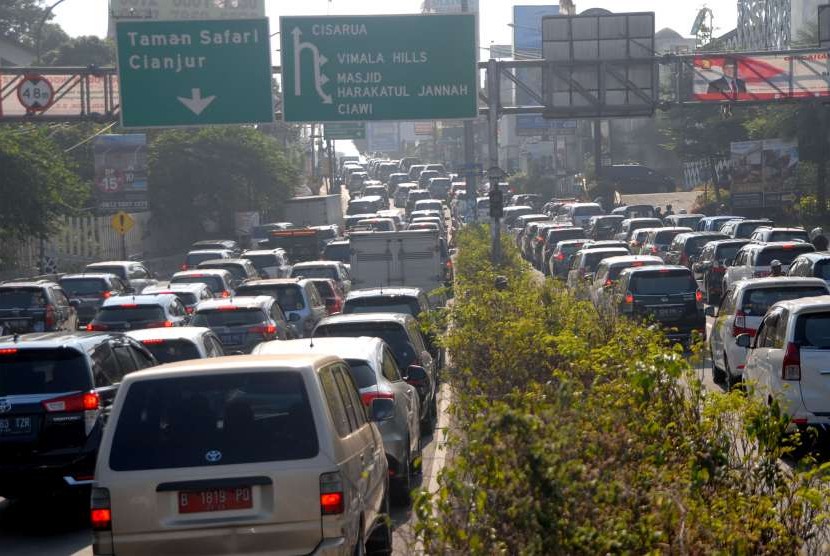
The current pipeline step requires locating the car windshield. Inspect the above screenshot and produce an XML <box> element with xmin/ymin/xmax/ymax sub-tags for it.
<box><xmin>141</xmin><ymin>339</ymin><xmax>202</xmax><ymax>364</ymax></box>
<box><xmin>95</xmin><ymin>306</ymin><xmax>165</xmax><ymax>323</ymax></box>
<box><xmin>86</xmin><ymin>266</ymin><xmax>126</xmax><ymax>279</ymax></box>
<box><xmin>0</xmin><ymin>288</ymin><xmax>44</xmax><ymax>309</ymax></box>
<box><xmin>201</xmin><ymin>264</ymin><xmax>246</xmax><ymax>281</ymax></box>
<box><xmin>0</xmin><ymin>348</ymin><xmax>91</xmax><ymax>396</ymax></box>
<box><xmin>291</xmin><ymin>267</ymin><xmax>338</xmax><ymax>280</ymax></box>
<box><xmin>171</xmin><ymin>276</ymin><xmax>225</xmax><ymax>292</ymax></box>
<box><xmin>769</xmin><ymin>231</ymin><xmax>809</xmax><ymax>243</ymax></box>
<box><xmin>192</xmin><ymin>309</ymin><xmax>266</xmax><ymax>328</ymax></box>
<box><xmin>60</xmin><ymin>278</ymin><xmax>109</xmax><ymax>296</ymax></box>
<box><xmin>324</xmin><ymin>244</ymin><xmax>351</xmax><ymax>263</ymax></box>
<box><xmin>630</xmin><ymin>273</ymin><xmax>696</xmax><ymax>295</ymax></box>
<box><xmin>314</xmin><ymin>322</ymin><xmax>415</xmax><ymax>366</ymax></box>
<box><xmin>740</xmin><ymin>287</ymin><xmax>829</xmax><ymax>316</ymax></box>
<box><xmin>795</xmin><ymin>313</ymin><xmax>830</xmax><ymax>348</ymax></box>
<box><xmin>109</xmin><ymin>372</ymin><xmax>318</xmax><ymax>471</ymax></box>
<box><xmin>344</xmin><ymin>297</ymin><xmax>421</xmax><ymax>316</ymax></box>
<box><xmin>236</xmin><ymin>285</ymin><xmax>305</xmax><ymax>311</ymax></box>
<box><xmin>187</xmin><ymin>253</ymin><xmax>223</xmax><ymax>266</ymax></box>
<box><xmin>735</xmin><ymin>222</ymin><xmax>770</xmax><ymax>237</ymax></box>
<box><xmin>344</xmin><ymin>359</ymin><xmax>378</xmax><ymax>389</ymax></box>
<box><xmin>757</xmin><ymin>246</ymin><xmax>814</xmax><ymax>266</ymax></box>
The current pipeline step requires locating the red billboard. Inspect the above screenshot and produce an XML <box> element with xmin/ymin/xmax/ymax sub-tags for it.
<box><xmin>692</xmin><ymin>52</ymin><xmax>830</xmax><ymax>101</ymax></box>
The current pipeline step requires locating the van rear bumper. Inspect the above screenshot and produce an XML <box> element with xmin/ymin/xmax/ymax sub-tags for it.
<box><xmin>311</xmin><ymin>536</ymin><xmax>347</xmax><ymax>555</ymax></box>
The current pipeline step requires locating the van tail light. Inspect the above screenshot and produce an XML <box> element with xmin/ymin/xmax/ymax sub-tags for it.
<box><xmin>221</xmin><ymin>291</ymin><xmax>231</xmax><ymax>298</ymax></box>
<box><xmin>42</xmin><ymin>391</ymin><xmax>100</xmax><ymax>413</ymax></box>
<box><xmin>147</xmin><ymin>321</ymin><xmax>174</xmax><ymax>328</ymax></box>
<box><xmin>180</xmin><ymin>264</ymin><xmax>188</xmax><ymax>271</ymax></box>
<box><xmin>87</xmin><ymin>323</ymin><xmax>109</xmax><ymax>331</ymax></box>
<box><xmin>732</xmin><ymin>311</ymin><xmax>756</xmax><ymax>337</ymax></box>
<box><xmin>320</xmin><ymin>472</ymin><xmax>345</xmax><ymax>515</ymax></box>
<box><xmin>782</xmin><ymin>342</ymin><xmax>801</xmax><ymax>381</ymax></box>
<box><xmin>361</xmin><ymin>390</ymin><xmax>395</xmax><ymax>407</ymax></box>
<box><xmin>625</xmin><ymin>293</ymin><xmax>634</xmax><ymax>304</ymax></box>
<box><xmin>695</xmin><ymin>290</ymin><xmax>703</xmax><ymax>303</ymax></box>
<box><xmin>44</xmin><ymin>304</ymin><xmax>56</xmax><ymax>328</ymax></box>
<box><xmin>604</xmin><ymin>278</ymin><xmax>613</xmax><ymax>288</ymax></box>
<box><xmin>91</xmin><ymin>487</ymin><xmax>112</xmax><ymax>531</ymax></box>
<box><xmin>249</xmin><ymin>324</ymin><xmax>277</xmax><ymax>335</ymax></box>
<box><xmin>100</xmin><ymin>291</ymin><xmax>114</xmax><ymax>299</ymax></box>
<box><xmin>554</xmin><ymin>252</ymin><xmax>565</xmax><ymax>261</ymax></box>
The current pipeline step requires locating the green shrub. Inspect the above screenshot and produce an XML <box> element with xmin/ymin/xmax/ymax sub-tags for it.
<box><xmin>414</xmin><ymin>225</ymin><xmax>830</xmax><ymax>555</ymax></box>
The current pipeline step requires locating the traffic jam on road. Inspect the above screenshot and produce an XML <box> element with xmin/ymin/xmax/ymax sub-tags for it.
<box><xmin>0</xmin><ymin>157</ymin><xmax>455</xmax><ymax>555</ymax></box>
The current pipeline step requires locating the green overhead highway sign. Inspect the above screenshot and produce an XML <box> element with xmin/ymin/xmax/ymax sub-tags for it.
<box><xmin>280</xmin><ymin>14</ymin><xmax>478</xmax><ymax>123</ymax></box>
<box><xmin>324</xmin><ymin>122</ymin><xmax>367</xmax><ymax>140</ymax></box>
<box><xmin>116</xmin><ymin>18</ymin><xmax>274</xmax><ymax>128</ymax></box>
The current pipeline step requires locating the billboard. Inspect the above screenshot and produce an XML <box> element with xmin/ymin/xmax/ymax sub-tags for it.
<box><xmin>730</xmin><ymin>139</ymin><xmax>798</xmax><ymax>208</ymax></box>
<box><xmin>0</xmin><ymin>73</ymin><xmax>118</xmax><ymax>119</ymax></box>
<box><xmin>93</xmin><ymin>134</ymin><xmax>149</xmax><ymax>215</ymax></box>
<box><xmin>692</xmin><ymin>52</ymin><xmax>830</xmax><ymax>102</ymax></box>
<box><xmin>423</xmin><ymin>0</ymin><xmax>479</xmax><ymax>12</ymax></box>
<box><xmin>367</xmin><ymin>122</ymin><xmax>400</xmax><ymax>153</ymax></box>
<box><xmin>109</xmin><ymin>0</ymin><xmax>265</xmax><ymax>35</ymax></box>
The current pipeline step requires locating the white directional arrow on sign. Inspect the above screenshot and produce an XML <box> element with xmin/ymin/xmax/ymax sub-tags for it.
<box><xmin>177</xmin><ymin>88</ymin><xmax>216</xmax><ymax>115</ymax></box>
<box><xmin>292</xmin><ymin>27</ymin><xmax>333</xmax><ymax>104</ymax></box>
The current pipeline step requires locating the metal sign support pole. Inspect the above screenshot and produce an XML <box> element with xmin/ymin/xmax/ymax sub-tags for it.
<box><xmin>594</xmin><ymin>120</ymin><xmax>602</xmax><ymax>201</ymax></box>
<box><xmin>487</xmin><ymin>59</ymin><xmax>501</xmax><ymax>266</ymax></box>
<box><xmin>462</xmin><ymin>0</ymin><xmax>477</xmax><ymax>223</ymax></box>
<box><xmin>120</xmin><ymin>233</ymin><xmax>127</xmax><ymax>261</ymax></box>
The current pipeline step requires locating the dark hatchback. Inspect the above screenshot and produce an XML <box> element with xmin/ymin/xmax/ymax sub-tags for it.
<box><xmin>0</xmin><ymin>332</ymin><xmax>156</xmax><ymax>498</ymax></box>
<box><xmin>0</xmin><ymin>281</ymin><xmax>78</xmax><ymax>335</ymax></box>
<box><xmin>616</xmin><ymin>266</ymin><xmax>705</xmax><ymax>342</ymax></box>
<box><xmin>694</xmin><ymin>239</ymin><xmax>751</xmax><ymax>305</ymax></box>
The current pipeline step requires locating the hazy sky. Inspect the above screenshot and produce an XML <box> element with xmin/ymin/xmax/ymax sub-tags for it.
<box><xmin>53</xmin><ymin>1</ymin><xmax>739</xmax><ymax>52</ymax></box>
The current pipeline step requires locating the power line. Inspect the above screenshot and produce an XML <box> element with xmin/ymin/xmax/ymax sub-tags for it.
<box><xmin>63</xmin><ymin>121</ymin><xmax>116</xmax><ymax>153</ymax></box>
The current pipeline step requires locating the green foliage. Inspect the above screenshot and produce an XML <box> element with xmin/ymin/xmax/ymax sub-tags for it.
<box><xmin>147</xmin><ymin>127</ymin><xmax>299</xmax><ymax>248</ymax></box>
<box><xmin>0</xmin><ymin>126</ymin><xmax>87</xmax><ymax>239</ymax></box>
<box><xmin>42</xmin><ymin>35</ymin><xmax>115</xmax><ymax>66</ymax></box>
<box><xmin>0</xmin><ymin>0</ymin><xmax>68</xmax><ymax>54</ymax></box>
<box><xmin>413</xmin><ymin>227</ymin><xmax>830</xmax><ymax>554</ymax></box>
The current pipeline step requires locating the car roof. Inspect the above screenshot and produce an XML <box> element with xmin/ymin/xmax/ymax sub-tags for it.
<box><xmin>255</xmin><ymin>336</ymin><xmax>384</xmax><ymax>362</ymax></box>
<box><xmin>793</xmin><ymin>252</ymin><xmax>830</xmax><ymax>261</ymax></box>
<box><xmin>198</xmin><ymin>258</ymin><xmax>252</xmax><ymax>266</ymax></box>
<box><xmin>193</xmin><ymin>239</ymin><xmax>236</xmax><ymax>245</ymax></box>
<box><xmin>195</xmin><ymin>296</ymin><xmax>273</xmax><ymax>311</ymax></box>
<box><xmin>242</xmin><ymin>249</ymin><xmax>285</xmax><ymax>256</ymax></box>
<box><xmin>731</xmin><ymin>277</ymin><xmax>829</xmax><ymax>291</ymax></box>
<box><xmin>624</xmin><ymin>218</ymin><xmax>662</xmax><ymax>223</ymax></box>
<box><xmin>325</xmin><ymin>240</ymin><xmax>351</xmax><ymax>247</ymax></box>
<box><xmin>578</xmin><ymin>248</ymin><xmax>629</xmax><ymax>257</ymax></box>
<box><xmin>120</xmin><ymin>354</ymin><xmax>343</xmax><ymax>383</ymax></box>
<box><xmin>143</xmin><ymin>283</ymin><xmax>210</xmax><ymax>294</ymax></box>
<box><xmin>706</xmin><ymin>239</ymin><xmax>751</xmax><ymax>247</ymax></box>
<box><xmin>187</xmin><ymin>249</ymin><xmax>232</xmax><ymax>255</ymax></box>
<box><xmin>240</xmin><ymin>278</ymin><xmax>301</xmax><ymax>286</ymax></box>
<box><xmin>126</xmin><ymin>326</ymin><xmax>214</xmax><ymax>343</ymax></box>
<box><xmin>668</xmin><ymin>213</ymin><xmax>705</xmax><ymax>218</ymax></box>
<box><xmin>353</xmin><ymin>195</ymin><xmax>383</xmax><ymax>202</ymax></box>
<box><xmin>173</xmin><ymin>269</ymin><xmax>233</xmax><ymax>278</ymax></box>
<box><xmin>293</xmin><ymin>261</ymin><xmax>341</xmax><ymax>268</ymax></box>
<box><xmin>651</xmin><ymin>227</ymin><xmax>694</xmax><ymax>234</ymax></box>
<box><xmin>744</xmin><ymin>241</ymin><xmax>814</xmax><ymax>251</ymax></box>
<box><xmin>769</xmin><ymin>295</ymin><xmax>830</xmax><ymax>314</ymax></box>
<box><xmin>60</xmin><ymin>273</ymin><xmax>119</xmax><ymax>280</ymax></box>
<box><xmin>0</xmin><ymin>280</ymin><xmax>57</xmax><ymax>288</ymax></box>
<box><xmin>755</xmin><ymin>227</ymin><xmax>806</xmax><ymax>232</ymax></box>
<box><xmin>318</xmin><ymin>312</ymin><xmax>414</xmax><ymax>326</ymax></box>
<box><xmin>346</xmin><ymin>287</ymin><xmax>423</xmax><ymax>300</ymax></box>
<box><xmin>86</xmin><ymin>261</ymin><xmax>135</xmax><ymax>268</ymax></box>
<box><xmin>102</xmin><ymin>294</ymin><xmax>178</xmax><ymax>307</ymax></box>
<box><xmin>599</xmin><ymin>255</ymin><xmax>663</xmax><ymax>267</ymax></box>
<box><xmin>620</xmin><ymin>264</ymin><xmax>691</xmax><ymax>276</ymax></box>
<box><xmin>0</xmin><ymin>331</ymin><xmax>117</xmax><ymax>351</ymax></box>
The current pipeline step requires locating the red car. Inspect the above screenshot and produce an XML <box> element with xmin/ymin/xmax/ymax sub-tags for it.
<box><xmin>308</xmin><ymin>278</ymin><xmax>345</xmax><ymax>315</ymax></box>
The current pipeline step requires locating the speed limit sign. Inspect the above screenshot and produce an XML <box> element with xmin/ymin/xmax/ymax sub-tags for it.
<box><xmin>17</xmin><ymin>75</ymin><xmax>54</xmax><ymax>112</ymax></box>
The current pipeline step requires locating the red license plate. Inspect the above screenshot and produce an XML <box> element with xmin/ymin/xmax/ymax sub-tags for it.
<box><xmin>178</xmin><ymin>487</ymin><xmax>253</xmax><ymax>514</ymax></box>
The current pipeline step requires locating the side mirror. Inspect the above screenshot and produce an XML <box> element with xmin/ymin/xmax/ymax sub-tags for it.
<box><xmin>405</xmin><ymin>365</ymin><xmax>429</xmax><ymax>388</ymax></box>
<box><xmin>369</xmin><ymin>398</ymin><xmax>396</xmax><ymax>422</ymax></box>
<box><xmin>736</xmin><ymin>334</ymin><xmax>752</xmax><ymax>349</ymax></box>
<box><xmin>288</xmin><ymin>313</ymin><xmax>301</xmax><ymax>322</ymax></box>
<box><xmin>704</xmin><ymin>306</ymin><xmax>717</xmax><ymax>318</ymax></box>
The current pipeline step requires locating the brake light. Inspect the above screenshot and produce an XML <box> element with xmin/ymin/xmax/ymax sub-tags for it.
<box><xmin>147</xmin><ymin>321</ymin><xmax>174</xmax><ymax>328</ymax></box>
<box><xmin>0</xmin><ymin>348</ymin><xmax>18</xmax><ymax>355</ymax></box>
<box><xmin>218</xmin><ymin>305</ymin><xmax>238</xmax><ymax>311</ymax></box>
<box><xmin>650</xmin><ymin>246</ymin><xmax>658</xmax><ymax>254</ymax></box>
<box><xmin>180</xmin><ymin>264</ymin><xmax>189</xmax><ymax>271</ymax></box>
<box><xmin>732</xmin><ymin>310</ymin><xmax>756</xmax><ymax>337</ymax></box>
<box><xmin>42</xmin><ymin>391</ymin><xmax>100</xmax><ymax>412</ymax></box>
<box><xmin>221</xmin><ymin>291</ymin><xmax>231</xmax><ymax>298</ymax></box>
<box><xmin>782</xmin><ymin>342</ymin><xmax>801</xmax><ymax>380</ymax></box>
<box><xmin>142</xmin><ymin>339</ymin><xmax>165</xmax><ymax>345</ymax></box>
<box><xmin>695</xmin><ymin>290</ymin><xmax>703</xmax><ymax>303</ymax></box>
<box><xmin>625</xmin><ymin>293</ymin><xmax>634</xmax><ymax>304</ymax></box>
<box><xmin>43</xmin><ymin>304</ymin><xmax>56</xmax><ymax>328</ymax></box>
<box><xmin>91</xmin><ymin>488</ymin><xmax>111</xmax><ymax>531</ymax></box>
<box><xmin>120</xmin><ymin>304</ymin><xmax>138</xmax><ymax>308</ymax></box>
<box><xmin>554</xmin><ymin>253</ymin><xmax>565</xmax><ymax>261</ymax></box>
<box><xmin>249</xmin><ymin>324</ymin><xmax>277</xmax><ymax>335</ymax></box>
<box><xmin>360</xmin><ymin>390</ymin><xmax>395</xmax><ymax>407</ymax></box>
<box><xmin>631</xmin><ymin>261</ymin><xmax>644</xmax><ymax>267</ymax></box>
<box><xmin>87</xmin><ymin>323</ymin><xmax>109</xmax><ymax>331</ymax></box>
<box><xmin>712</xmin><ymin>266</ymin><xmax>726</xmax><ymax>274</ymax></box>
<box><xmin>100</xmin><ymin>291</ymin><xmax>113</xmax><ymax>299</ymax></box>
<box><xmin>604</xmin><ymin>278</ymin><xmax>613</xmax><ymax>287</ymax></box>
<box><xmin>320</xmin><ymin>472</ymin><xmax>344</xmax><ymax>515</ymax></box>
<box><xmin>185</xmin><ymin>306</ymin><xmax>194</xmax><ymax>314</ymax></box>
<box><xmin>783</xmin><ymin>244</ymin><xmax>795</xmax><ymax>250</ymax></box>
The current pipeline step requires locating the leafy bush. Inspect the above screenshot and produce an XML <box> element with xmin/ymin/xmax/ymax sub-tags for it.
<box><xmin>413</xmin><ymin>225</ymin><xmax>830</xmax><ymax>555</ymax></box>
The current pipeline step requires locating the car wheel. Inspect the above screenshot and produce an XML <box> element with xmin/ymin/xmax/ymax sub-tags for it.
<box><xmin>366</xmin><ymin>493</ymin><xmax>393</xmax><ymax>555</ymax></box>
<box><xmin>392</xmin><ymin>444</ymin><xmax>412</xmax><ymax>506</ymax></box>
<box><xmin>353</xmin><ymin>520</ymin><xmax>366</xmax><ymax>556</ymax></box>
<box><xmin>711</xmin><ymin>344</ymin><xmax>726</xmax><ymax>384</ymax></box>
<box><xmin>420</xmin><ymin>396</ymin><xmax>437</xmax><ymax>436</ymax></box>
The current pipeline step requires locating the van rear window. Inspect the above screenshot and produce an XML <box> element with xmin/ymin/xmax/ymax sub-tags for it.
<box><xmin>740</xmin><ymin>287</ymin><xmax>828</xmax><ymax>316</ymax></box>
<box><xmin>630</xmin><ymin>273</ymin><xmax>697</xmax><ymax>295</ymax></box>
<box><xmin>757</xmin><ymin>246</ymin><xmax>814</xmax><ymax>266</ymax></box>
<box><xmin>0</xmin><ymin>348</ymin><xmax>91</xmax><ymax>396</ymax></box>
<box><xmin>109</xmin><ymin>372</ymin><xmax>318</xmax><ymax>471</ymax></box>
<box><xmin>795</xmin><ymin>313</ymin><xmax>830</xmax><ymax>348</ymax></box>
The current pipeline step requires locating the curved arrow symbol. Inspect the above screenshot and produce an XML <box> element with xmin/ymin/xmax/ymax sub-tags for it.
<box><xmin>178</xmin><ymin>88</ymin><xmax>216</xmax><ymax>115</ymax></box>
<box><xmin>292</xmin><ymin>27</ymin><xmax>333</xmax><ymax>105</ymax></box>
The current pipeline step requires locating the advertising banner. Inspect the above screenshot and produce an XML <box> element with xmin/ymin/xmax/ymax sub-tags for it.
<box><xmin>0</xmin><ymin>73</ymin><xmax>118</xmax><ymax>118</ymax></box>
<box><xmin>93</xmin><ymin>134</ymin><xmax>149</xmax><ymax>214</ymax></box>
<box><xmin>730</xmin><ymin>139</ymin><xmax>798</xmax><ymax>208</ymax></box>
<box><xmin>692</xmin><ymin>52</ymin><xmax>830</xmax><ymax>102</ymax></box>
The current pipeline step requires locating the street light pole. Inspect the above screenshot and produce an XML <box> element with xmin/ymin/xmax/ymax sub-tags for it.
<box><xmin>461</xmin><ymin>0</ymin><xmax>478</xmax><ymax>222</ymax></box>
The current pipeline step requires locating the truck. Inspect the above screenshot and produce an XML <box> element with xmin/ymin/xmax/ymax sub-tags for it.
<box><xmin>349</xmin><ymin>230</ymin><xmax>449</xmax><ymax>304</ymax></box>
<box><xmin>283</xmin><ymin>194</ymin><xmax>344</xmax><ymax>228</ymax></box>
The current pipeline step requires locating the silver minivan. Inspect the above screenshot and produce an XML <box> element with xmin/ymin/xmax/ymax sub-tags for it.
<box><xmin>235</xmin><ymin>279</ymin><xmax>327</xmax><ymax>338</ymax></box>
<box><xmin>92</xmin><ymin>355</ymin><xmax>391</xmax><ymax>555</ymax></box>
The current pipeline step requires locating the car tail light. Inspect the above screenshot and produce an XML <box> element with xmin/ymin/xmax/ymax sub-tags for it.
<box><xmin>650</xmin><ymin>246</ymin><xmax>658</xmax><ymax>255</ymax></box>
<box><xmin>0</xmin><ymin>348</ymin><xmax>19</xmax><ymax>355</ymax></box>
<box><xmin>554</xmin><ymin>253</ymin><xmax>565</xmax><ymax>261</ymax></box>
<box><xmin>42</xmin><ymin>391</ymin><xmax>100</xmax><ymax>412</ymax></box>
<box><xmin>625</xmin><ymin>293</ymin><xmax>634</xmax><ymax>304</ymax></box>
<box><xmin>782</xmin><ymin>342</ymin><xmax>801</xmax><ymax>381</ymax></box>
<box><xmin>147</xmin><ymin>321</ymin><xmax>174</xmax><ymax>328</ymax></box>
<box><xmin>91</xmin><ymin>488</ymin><xmax>111</xmax><ymax>531</ymax></box>
<box><xmin>732</xmin><ymin>310</ymin><xmax>756</xmax><ymax>337</ymax></box>
<box><xmin>221</xmin><ymin>291</ymin><xmax>231</xmax><ymax>298</ymax></box>
<box><xmin>44</xmin><ymin>304</ymin><xmax>56</xmax><ymax>328</ymax></box>
<box><xmin>320</xmin><ymin>472</ymin><xmax>344</xmax><ymax>515</ymax></box>
<box><xmin>604</xmin><ymin>278</ymin><xmax>613</xmax><ymax>288</ymax></box>
<box><xmin>87</xmin><ymin>323</ymin><xmax>109</xmax><ymax>331</ymax></box>
<box><xmin>100</xmin><ymin>291</ymin><xmax>113</xmax><ymax>299</ymax></box>
<box><xmin>249</xmin><ymin>324</ymin><xmax>277</xmax><ymax>335</ymax></box>
<box><xmin>218</xmin><ymin>306</ymin><xmax>238</xmax><ymax>311</ymax></box>
<box><xmin>142</xmin><ymin>339</ymin><xmax>165</xmax><ymax>345</ymax></box>
<box><xmin>361</xmin><ymin>390</ymin><xmax>395</xmax><ymax>407</ymax></box>
<box><xmin>185</xmin><ymin>306</ymin><xmax>194</xmax><ymax>314</ymax></box>
<box><xmin>120</xmin><ymin>304</ymin><xmax>138</xmax><ymax>308</ymax></box>
<box><xmin>180</xmin><ymin>264</ymin><xmax>188</xmax><ymax>271</ymax></box>
<box><xmin>695</xmin><ymin>290</ymin><xmax>703</xmax><ymax>303</ymax></box>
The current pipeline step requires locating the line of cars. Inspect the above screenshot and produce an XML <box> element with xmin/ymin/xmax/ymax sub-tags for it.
<box><xmin>0</xmin><ymin>187</ymin><xmax>450</xmax><ymax>555</ymax></box>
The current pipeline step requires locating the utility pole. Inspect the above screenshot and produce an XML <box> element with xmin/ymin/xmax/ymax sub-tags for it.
<box><xmin>327</xmin><ymin>139</ymin><xmax>336</xmax><ymax>195</ymax></box>
<box><xmin>487</xmin><ymin>59</ymin><xmax>503</xmax><ymax>265</ymax></box>
<box><xmin>462</xmin><ymin>0</ymin><xmax>478</xmax><ymax>222</ymax></box>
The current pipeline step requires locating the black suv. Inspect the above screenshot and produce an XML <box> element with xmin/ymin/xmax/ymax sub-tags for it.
<box><xmin>0</xmin><ymin>280</ymin><xmax>78</xmax><ymax>335</ymax></box>
<box><xmin>59</xmin><ymin>273</ymin><xmax>131</xmax><ymax>326</ymax></box>
<box><xmin>0</xmin><ymin>332</ymin><xmax>157</xmax><ymax>498</ymax></box>
<box><xmin>615</xmin><ymin>265</ymin><xmax>704</xmax><ymax>342</ymax></box>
